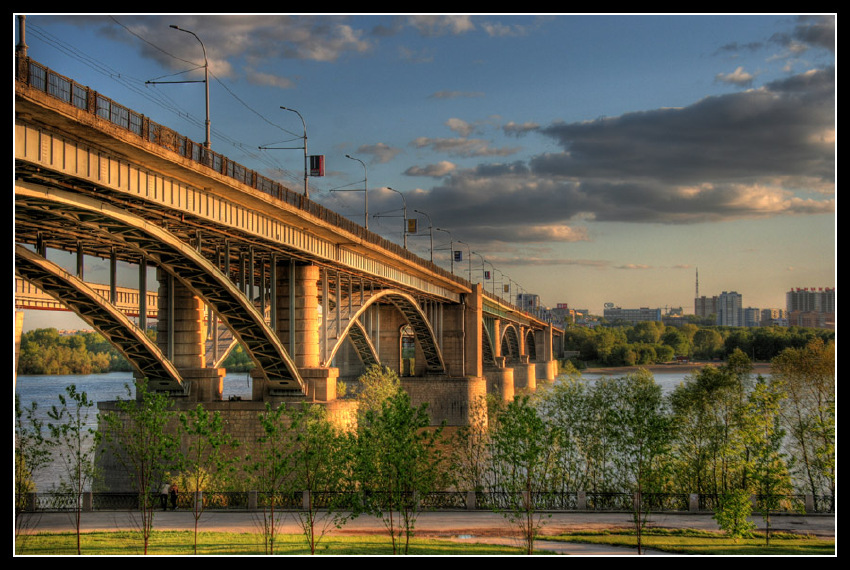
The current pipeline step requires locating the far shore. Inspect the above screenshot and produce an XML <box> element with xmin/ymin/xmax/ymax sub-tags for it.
<box><xmin>580</xmin><ymin>361</ymin><xmax>773</xmax><ymax>375</ymax></box>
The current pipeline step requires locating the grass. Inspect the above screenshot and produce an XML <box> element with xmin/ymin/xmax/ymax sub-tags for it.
<box><xmin>547</xmin><ymin>528</ymin><xmax>835</xmax><ymax>556</ymax></box>
<box><xmin>15</xmin><ymin>530</ymin><xmax>523</xmax><ymax>556</ymax></box>
<box><xmin>15</xmin><ymin>528</ymin><xmax>835</xmax><ymax>556</ymax></box>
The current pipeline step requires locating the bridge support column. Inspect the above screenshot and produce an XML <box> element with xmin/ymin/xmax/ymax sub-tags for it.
<box><xmin>535</xmin><ymin>325</ymin><xmax>557</xmax><ymax>382</ymax></box>
<box><xmin>157</xmin><ymin>271</ymin><xmax>206</xmax><ymax>369</ymax></box>
<box><xmin>512</xmin><ymin>355</ymin><xmax>537</xmax><ymax>392</ymax></box>
<box><xmin>155</xmin><ymin>271</ymin><xmax>224</xmax><ymax>401</ymax></box>
<box><xmin>464</xmin><ymin>284</ymin><xmax>484</xmax><ymax>378</ymax></box>
<box><xmin>484</xmin><ymin>356</ymin><xmax>515</xmax><ymax>402</ymax></box>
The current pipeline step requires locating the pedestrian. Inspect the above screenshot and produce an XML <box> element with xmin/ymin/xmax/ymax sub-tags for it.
<box><xmin>170</xmin><ymin>482</ymin><xmax>179</xmax><ymax>510</ymax></box>
<box><xmin>160</xmin><ymin>482</ymin><xmax>170</xmax><ymax>511</ymax></box>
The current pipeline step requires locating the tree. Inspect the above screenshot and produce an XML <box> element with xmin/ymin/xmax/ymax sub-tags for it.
<box><xmin>243</xmin><ymin>402</ymin><xmax>295</xmax><ymax>555</ymax></box>
<box><xmin>488</xmin><ymin>395</ymin><xmax>555</xmax><ymax>555</ymax></box>
<box><xmin>692</xmin><ymin>328</ymin><xmax>724</xmax><ymax>360</ymax></box>
<box><xmin>355</xmin><ymin>363</ymin><xmax>401</xmax><ymax>421</ymax></box>
<box><xmin>286</xmin><ymin>404</ymin><xmax>356</xmax><ymax>554</ymax></box>
<box><xmin>605</xmin><ymin>371</ymin><xmax>673</xmax><ymax>555</ymax></box>
<box><xmin>771</xmin><ymin>339</ymin><xmax>835</xmax><ymax>510</ymax></box>
<box><xmin>178</xmin><ymin>404</ymin><xmax>240</xmax><ymax>554</ymax></box>
<box><xmin>98</xmin><ymin>380</ymin><xmax>180</xmax><ymax>554</ymax></box>
<box><xmin>712</xmin><ymin>488</ymin><xmax>756</xmax><ymax>540</ymax></box>
<box><xmin>46</xmin><ymin>385</ymin><xmax>99</xmax><ymax>555</ymax></box>
<box><xmin>14</xmin><ymin>396</ymin><xmax>52</xmax><ymax>539</ymax></box>
<box><xmin>355</xmin><ymin>389</ymin><xmax>446</xmax><ymax>554</ymax></box>
<box><xmin>743</xmin><ymin>376</ymin><xmax>794</xmax><ymax>546</ymax></box>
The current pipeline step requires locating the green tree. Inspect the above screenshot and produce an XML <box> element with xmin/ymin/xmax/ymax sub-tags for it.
<box><xmin>692</xmin><ymin>328</ymin><xmax>724</xmax><ymax>360</ymax></box>
<box><xmin>771</xmin><ymin>339</ymin><xmax>835</xmax><ymax>509</ymax></box>
<box><xmin>98</xmin><ymin>380</ymin><xmax>180</xmax><ymax>554</ymax></box>
<box><xmin>14</xmin><ymin>396</ymin><xmax>52</xmax><ymax>538</ymax></box>
<box><xmin>178</xmin><ymin>404</ymin><xmax>240</xmax><ymax>554</ymax></box>
<box><xmin>355</xmin><ymin>389</ymin><xmax>446</xmax><ymax>554</ymax></box>
<box><xmin>743</xmin><ymin>377</ymin><xmax>794</xmax><ymax>546</ymax></box>
<box><xmin>606</xmin><ymin>371</ymin><xmax>674</xmax><ymax>555</ymax></box>
<box><xmin>243</xmin><ymin>402</ymin><xmax>295</xmax><ymax>555</ymax></box>
<box><xmin>286</xmin><ymin>404</ymin><xmax>356</xmax><ymax>554</ymax></box>
<box><xmin>488</xmin><ymin>395</ymin><xmax>555</xmax><ymax>554</ymax></box>
<box><xmin>46</xmin><ymin>385</ymin><xmax>99</xmax><ymax>554</ymax></box>
<box><xmin>713</xmin><ymin>488</ymin><xmax>756</xmax><ymax>540</ymax></box>
<box><xmin>355</xmin><ymin>364</ymin><xmax>401</xmax><ymax>421</ymax></box>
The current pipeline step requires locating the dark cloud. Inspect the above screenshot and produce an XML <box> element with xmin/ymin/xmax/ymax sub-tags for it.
<box><xmin>410</xmin><ymin>67</ymin><xmax>834</xmax><ymax>248</ymax></box>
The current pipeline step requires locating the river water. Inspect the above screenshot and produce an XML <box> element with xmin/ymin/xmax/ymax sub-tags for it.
<box><xmin>13</xmin><ymin>367</ymin><xmax>750</xmax><ymax>492</ymax></box>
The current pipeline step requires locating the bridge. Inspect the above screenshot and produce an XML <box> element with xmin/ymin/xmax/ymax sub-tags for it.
<box><xmin>14</xmin><ymin>43</ymin><xmax>563</xmax><ymax>426</ymax></box>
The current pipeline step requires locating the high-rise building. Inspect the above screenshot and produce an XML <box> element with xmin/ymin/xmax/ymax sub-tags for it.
<box><xmin>716</xmin><ymin>291</ymin><xmax>743</xmax><ymax>327</ymax></box>
<box><xmin>694</xmin><ymin>296</ymin><xmax>717</xmax><ymax>319</ymax></box>
<box><xmin>786</xmin><ymin>287</ymin><xmax>835</xmax><ymax>313</ymax></box>
<box><xmin>786</xmin><ymin>288</ymin><xmax>835</xmax><ymax>329</ymax></box>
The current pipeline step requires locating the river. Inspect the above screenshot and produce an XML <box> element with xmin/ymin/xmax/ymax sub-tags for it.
<box><xmin>14</xmin><ymin>365</ymin><xmax>768</xmax><ymax>492</ymax></box>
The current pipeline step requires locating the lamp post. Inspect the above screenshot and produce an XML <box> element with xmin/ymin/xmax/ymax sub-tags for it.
<box><xmin>280</xmin><ymin>107</ymin><xmax>309</xmax><ymax>198</ymax></box>
<box><xmin>169</xmin><ymin>25</ymin><xmax>210</xmax><ymax>151</ymax></box>
<box><xmin>435</xmin><ymin>228</ymin><xmax>454</xmax><ymax>274</ymax></box>
<box><xmin>485</xmin><ymin>260</ymin><xmax>497</xmax><ymax>295</ymax></box>
<box><xmin>457</xmin><ymin>240</ymin><xmax>472</xmax><ymax>282</ymax></box>
<box><xmin>344</xmin><ymin>155</ymin><xmax>369</xmax><ymax>229</ymax></box>
<box><xmin>414</xmin><ymin>210</ymin><xmax>433</xmax><ymax>262</ymax></box>
<box><xmin>386</xmin><ymin>187</ymin><xmax>408</xmax><ymax>248</ymax></box>
<box><xmin>471</xmin><ymin>251</ymin><xmax>486</xmax><ymax>285</ymax></box>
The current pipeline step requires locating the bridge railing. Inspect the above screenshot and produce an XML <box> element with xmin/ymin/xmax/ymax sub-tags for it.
<box><xmin>16</xmin><ymin>490</ymin><xmax>834</xmax><ymax>515</ymax></box>
<box><xmin>16</xmin><ymin>56</ymin><xmax>482</xmax><ymax>297</ymax></box>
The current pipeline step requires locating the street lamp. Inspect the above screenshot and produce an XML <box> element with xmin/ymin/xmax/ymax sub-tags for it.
<box><xmin>471</xmin><ymin>251</ymin><xmax>486</xmax><ymax>285</ymax></box>
<box><xmin>281</xmin><ymin>107</ymin><xmax>309</xmax><ymax>198</ymax></box>
<box><xmin>414</xmin><ymin>209</ymin><xmax>433</xmax><ymax>262</ymax></box>
<box><xmin>435</xmin><ymin>228</ymin><xmax>454</xmax><ymax>274</ymax></box>
<box><xmin>457</xmin><ymin>240</ymin><xmax>472</xmax><ymax>282</ymax></box>
<box><xmin>169</xmin><ymin>25</ymin><xmax>210</xmax><ymax>151</ymax></box>
<box><xmin>344</xmin><ymin>155</ymin><xmax>369</xmax><ymax>229</ymax></box>
<box><xmin>386</xmin><ymin>187</ymin><xmax>408</xmax><ymax>248</ymax></box>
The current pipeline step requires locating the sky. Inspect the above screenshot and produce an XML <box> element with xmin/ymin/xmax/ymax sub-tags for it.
<box><xmin>14</xmin><ymin>13</ymin><xmax>835</xmax><ymax>332</ymax></box>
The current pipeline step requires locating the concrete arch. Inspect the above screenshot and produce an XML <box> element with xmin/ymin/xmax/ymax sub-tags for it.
<box><xmin>15</xmin><ymin>244</ymin><xmax>185</xmax><ymax>391</ymax></box>
<box><xmin>325</xmin><ymin>289</ymin><xmax>445</xmax><ymax>374</ymax></box>
<box><xmin>525</xmin><ymin>329</ymin><xmax>537</xmax><ymax>361</ymax></box>
<box><xmin>481</xmin><ymin>322</ymin><xmax>497</xmax><ymax>367</ymax></box>
<box><xmin>15</xmin><ymin>183</ymin><xmax>305</xmax><ymax>393</ymax></box>
<box><xmin>501</xmin><ymin>323</ymin><xmax>521</xmax><ymax>361</ymax></box>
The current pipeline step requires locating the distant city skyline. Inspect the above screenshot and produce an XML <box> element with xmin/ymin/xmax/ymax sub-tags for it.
<box><xmin>15</xmin><ymin>14</ymin><xmax>835</xmax><ymax>331</ymax></box>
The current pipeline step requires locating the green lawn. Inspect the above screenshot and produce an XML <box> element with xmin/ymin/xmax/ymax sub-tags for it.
<box><xmin>15</xmin><ymin>528</ymin><xmax>835</xmax><ymax>556</ymax></box>
<box><xmin>15</xmin><ymin>530</ymin><xmax>522</xmax><ymax>556</ymax></box>
<box><xmin>547</xmin><ymin>529</ymin><xmax>835</xmax><ymax>556</ymax></box>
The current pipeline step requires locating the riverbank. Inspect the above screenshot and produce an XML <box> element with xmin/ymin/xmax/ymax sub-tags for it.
<box><xmin>581</xmin><ymin>361</ymin><xmax>773</xmax><ymax>376</ymax></box>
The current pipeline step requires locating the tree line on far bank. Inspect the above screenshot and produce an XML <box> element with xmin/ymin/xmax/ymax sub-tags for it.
<box><xmin>17</xmin><ymin>322</ymin><xmax>834</xmax><ymax>377</ymax></box>
<box><xmin>16</xmin><ymin>328</ymin><xmax>252</xmax><ymax>376</ymax></box>
<box><xmin>562</xmin><ymin>321</ymin><xmax>833</xmax><ymax>367</ymax></box>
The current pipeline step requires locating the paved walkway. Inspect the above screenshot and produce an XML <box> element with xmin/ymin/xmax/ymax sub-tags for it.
<box><xmin>17</xmin><ymin>510</ymin><xmax>835</xmax><ymax>556</ymax></box>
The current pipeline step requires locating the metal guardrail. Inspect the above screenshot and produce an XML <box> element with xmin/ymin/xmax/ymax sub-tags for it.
<box><xmin>16</xmin><ymin>491</ymin><xmax>834</xmax><ymax>514</ymax></box>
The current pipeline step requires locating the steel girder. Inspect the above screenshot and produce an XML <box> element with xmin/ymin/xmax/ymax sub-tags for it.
<box><xmin>501</xmin><ymin>323</ymin><xmax>521</xmax><ymax>362</ymax></box>
<box><xmin>324</xmin><ymin>289</ymin><xmax>445</xmax><ymax>374</ymax></box>
<box><xmin>15</xmin><ymin>244</ymin><xmax>185</xmax><ymax>392</ymax></box>
<box><xmin>15</xmin><ymin>182</ymin><xmax>305</xmax><ymax>393</ymax></box>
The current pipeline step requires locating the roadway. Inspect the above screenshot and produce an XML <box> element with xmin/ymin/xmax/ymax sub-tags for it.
<box><xmin>17</xmin><ymin>509</ymin><xmax>835</xmax><ymax>556</ymax></box>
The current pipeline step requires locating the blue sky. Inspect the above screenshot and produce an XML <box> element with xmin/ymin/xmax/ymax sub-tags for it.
<box><xmin>15</xmin><ymin>14</ymin><xmax>835</xmax><ymax>331</ymax></box>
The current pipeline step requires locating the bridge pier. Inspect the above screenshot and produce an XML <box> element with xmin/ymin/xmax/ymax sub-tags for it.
<box><xmin>155</xmin><ymin>271</ymin><xmax>225</xmax><ymax>401</ymax></box>
<box><xmin>484</xmin><ymin>357</ymin><xmax>515</xmax><ymax>402</ymax></box>
<box><xmin>401</xmin><ymin>374</ymin><xmax>487</xmax><ymax>427</ymax></box>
